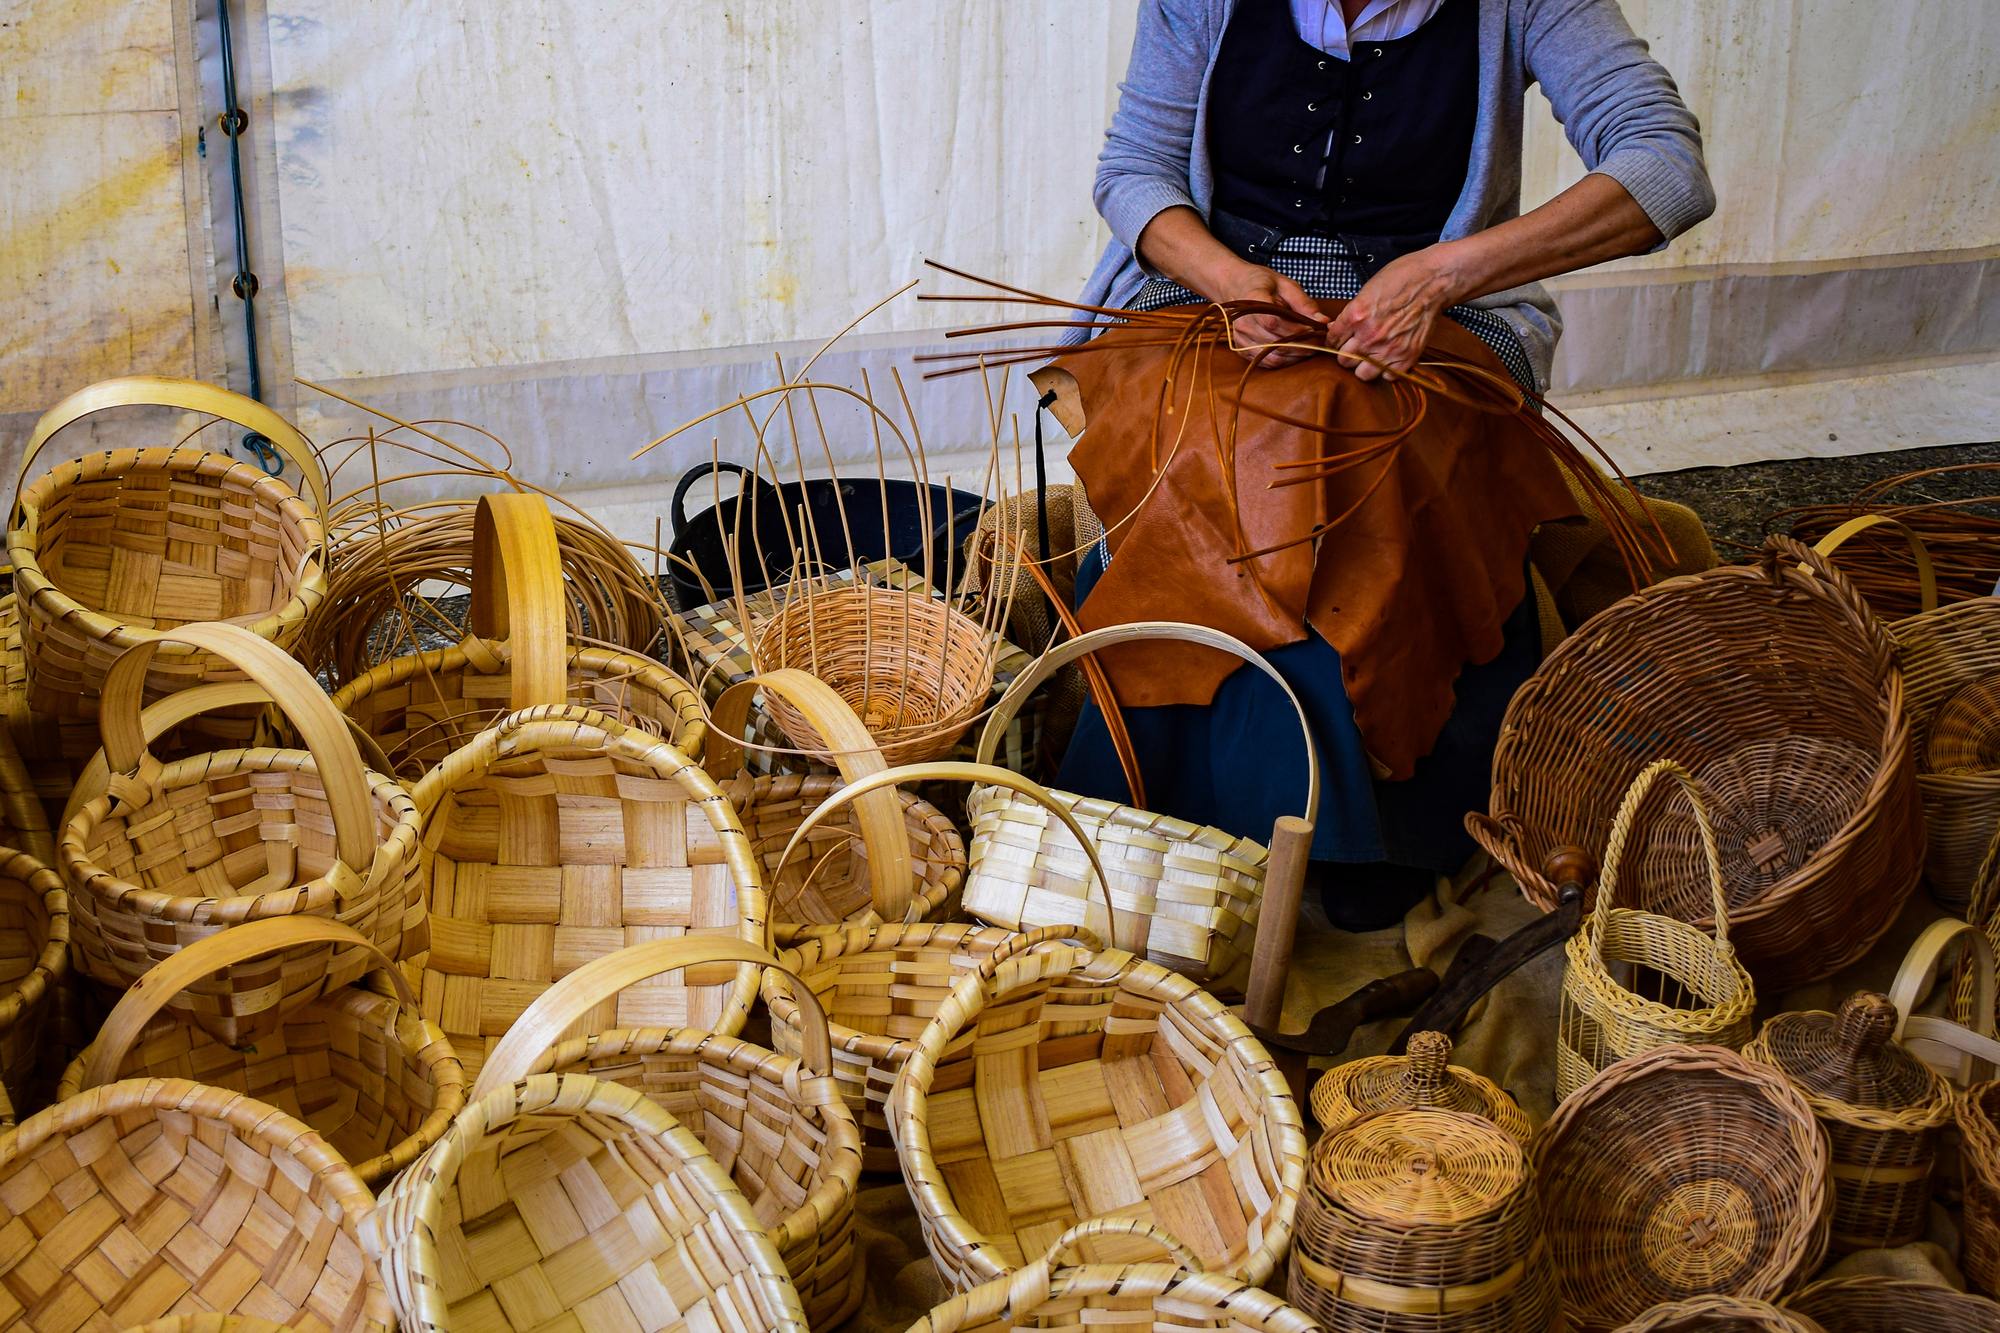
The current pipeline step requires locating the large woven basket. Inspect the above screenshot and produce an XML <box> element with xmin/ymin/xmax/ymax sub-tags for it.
<box><xmin>1534</xmin><ymin>1045</ymin><xmax>1829</xmax><ymax>1331</ymax></box>
<box><xmin>328</xmin><ymin>492</ymin><xmax>705</xmax><ymax>780</ymax></box>
<box><xmin>1787</xmin><ymin>1275</ymin><xmax>2000</xmax><ymax>1331</ymax></box>
<box><xmin>1959</xmin><ymin>1079</ymin><xmax>2000</xmax><ymax>1295</ymax></box>
<box><xmin>1886</xmin><ymin>597</ymin><xmax>2000</xmax><ymax>907</ymax></box>
<box><xmin>364</xmin><ymin>1071</ymin><xmax>810</xmax><ymax>1333</ymax></box>
<box><xmin>889</xmin><ymin>897</ymin><xmax>1307</xmax><ymax>1291</ymax></box>
<box><xmin>0</xmin><ymin>848</ymin><xmax>66</xmax><ymax>1126</ymax></box>
<box><xmin>1744</xmin><ymin>992</ymin><xmax>1954</xmax><ymax>1252</ymax></box>
<box><xmin>1287</xmin><ymin>1107</ymin><xmax>1557</xmax><ymax>1333</ymax></box>
<box><xmin>965</xmin><ymin>621</ymin><xmax>1318</xmax><ymax>994</ymax></box>
<box><xmin>905</xmin><ymin>1217</ymin><xmax>1318</xmax><ymax>1333</ymax></box>
<box><xmin>1613</xmin><ymin>1295</ymin><xmax>1825</xmax><ymax>1332</ymax></box>
<box><xmin>0</xmin><ymin>1076</ymin><xmax>392</xmax><ymax>1332</ymax></box>
<box><xmin>470</xmin><ymin>937</ymin><xmax>864</xmax><ymax>1332</ymax></box>
<box><xmin>406</xmin><ymin>703</ymin><xmax>772</xmax><ymax>1084</ymax></box>
<box><xmin>1558</xmin><ymin>760</ymin><xmax>1757</xmax><ymax>1100</ymax></box>
<box><xmin>1472</xmin><ymin>537</ymin><xmax>1921</xmax><ymax>993</ymax></box>
<box><xmin>1309</xmin><ymin>1029</ymin><xmax>1532</xmax><ymax>1144</ymax></box>
<box><xmin>7</xmin><ymin>377</ymin><xmax>328</xmax><ymax>775</ymax></box>
<box><xmin>59</xmin><ymin>917</ymin><xmax>464</xmax><ymax>1185</ymax></box>
<box><xmin>62</xmin><ymin>623</ymin><xmax>422</xmax><ymax>1047</ymax></box>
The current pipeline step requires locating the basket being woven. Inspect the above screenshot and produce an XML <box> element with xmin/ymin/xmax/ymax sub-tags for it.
<box><xmin>1558</xmin><ymin>760</ymin><xmax>1757</xmax><ymax>1100</ymax></box>
<box><xmin>1786</xmin><ymin>1275</ymin><xmax>2000</xmax><ymax>1331</ymax></box>
<box><xmin>1473</xmin><ymin>536</ymin><xmax>1921</xmax><ymax>993</ymax></box>
<box><xmin>7</xmin><ymin>377</ymin><xmax>328</xmax><ymax>775</ymax></box>
<box><xmin>364</xmin><ymin>1072</ymin><xmax>810</xmax><ymax>1333</ymax></box>
<box><xmin>0</xmin><ymin>1076</ymin><xmax>392</xmax><ymax>1333</ymax></box>
<box><xmin>1744</xmin><ymin>992</ymin><xmax>1954</xmax><ymax>1252</ymax></box>
<box><xmin>1309</xmin><ymin>1030</ymin><xmax>1532</xmax><ymax>1144</ymax></box>
<box><xmin>1287</xmin><ymin>1107</ymin><xmax>1557</xmax><ymax>1333</ymax></box>
<box><xmin>471</xmin><ymin>937</ymin><xmax>864</xmax><ymax>1332</ymax></box>
<box><xmin>1534</xmin><ymin>1045</ymin><xmax>1829</xmax><ymax>1331</ymax></box>
<box><xmin>1612</xmin><ymin>1295</ymin><xmax>1826</xmax><ymax>1332</ymax></box>
<box><xmin>966</xmin><ymin>621</ymin><xmax>1319</xmax><ymax>994</ymax></box>
<box><xmin>60</xmin><ymin>917</ymin><xmax>465</xmax><ymax>1185</ymax></box>
<box><xmin>905</xmin><ymin>1218</ymin><xmax>1318</xmax><ymax>1333</ymax></box>
<box><xmin>0</xmin><ymin>848</ymin><xmax>66</xmax><ymax>1127</ymax></box>
<box><xmin>62</xmin><ymin>623</ymin><xmax>423</xmax><ymax>1047</ymax></box>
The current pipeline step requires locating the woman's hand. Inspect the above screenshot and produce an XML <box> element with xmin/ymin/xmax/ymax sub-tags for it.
<box><xmin>1211</xmin><ymin>263</ymin><xmax>1329</xmax><ymax>367</ymax></box>
<box><xmin>1324</xmin><ymin>250</ymin><xmax>1457</xmax><ymax>382</ymax></box>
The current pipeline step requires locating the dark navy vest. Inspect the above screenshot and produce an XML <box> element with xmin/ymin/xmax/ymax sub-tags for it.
<box><xmin>1207</xmin><ymin>0</ymin><xmax>1480</xmax><ymax>241</ymax></box>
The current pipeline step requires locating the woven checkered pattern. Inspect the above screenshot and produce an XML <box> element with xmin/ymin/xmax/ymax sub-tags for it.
<box><xmin>889</xmin><ymin>945</ymin><xmax>1306</xmax><ymax>1293</ymax></box>
<box><xmin>0</xmin><ymin>849</ymin><xmax>67</xmax><ymax>1128</ymax></box>
<box><xmin>0</xmin><ymin>596</ymin><xmax>72</xmax><ymax>821</ymax></box>
<box><xmin>1133</xmin><ymin>235</ymin><xmax>1539</xmax><ymax>393</ymax></box>
<box><xmin>0</xmin><ymin>1077</ymin><xmax>391</xmax><ymax>1333</ymax></box>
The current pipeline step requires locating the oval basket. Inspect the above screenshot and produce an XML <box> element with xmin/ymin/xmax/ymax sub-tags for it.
<box><xmin>62</xmin><ymin>623</ymin><xmax>422</xmax><ymax>1047</ymax></box>
<box><xmin>0</xmin><ymin>1076</ymin><xmax>392</xmax><ymax>1333</ymax></box>
<box><xmin>1309</xmin><ymin>1029</ymin><xmax>1532</xmax><ymax>1144</ymax></box>
<box><xmin>1786</xmin><ymin>1275</ymin><xmax>2000</xmax><ymax>1331</ymax></box>
<box><xmin>60</xmin><ymin>917</ymin><xmax>465</xmax><ymax>1186</ymax></box>
<box><xmin>965</xmin><ymin>621</ymin><xmax>1320</xmax><ymax>995</ymax></box>
<box><xmin>1613</xmin><ymin>1295</ymin><xmax>1826</xmax><ymax>1332</ymax></box>
<box><xmin>0</xmin><ymin>848</ymin><xmax>67</xmax><ymax>1128</ymax></box>
<box><xmin>364</xmin><ymin>1072</ymin><xmax>809</xmax><ymax>1333</ymax></box>
<box><xmin>1472</xmin><ymin>536</ymin><xmax>1921</xmax><ymax>994</ymax></box>
<box><xmin>470</xmin><ymin>937</ymin><xmax>863</xmax><ymax>1333</ymax></box>
<box><xmin>7</xmin><ymin>377</ymin><xmax>328</xmax><ymax>776</ymax></box>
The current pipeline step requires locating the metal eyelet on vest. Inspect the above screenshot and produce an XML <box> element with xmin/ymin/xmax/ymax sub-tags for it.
<box><xmin>1363</xmin><ymin>91</ymin><xmax>1373</xmax><ymax>100</ymax></box>
<box><xmin>1374</xmin><ymin>47</ymin><xmax>1384</xmax><ymax>57</ymax></box>
<box><xmin>1353</xmin><ymin>134</ymin><xmax>1363</xmax><ymax>144</ymax></box>
<box><xmin>1294</xmin><ymin>144</ymin><xmax>1304</xmax><ymax>153</ymax></box>
<box><xmin>1308</xmin><ymin>103</ymin><xmax>1317</xmax><ymax>111</ymax></box>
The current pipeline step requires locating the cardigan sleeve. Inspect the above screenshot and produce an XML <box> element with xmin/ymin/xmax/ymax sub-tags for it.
<box><xmin>1521</xmin><ymin>0</ymin><xmax>1716</xmax><ymax>243</ymax></box>
<box><xmin>1093</xmin><ymin>0</ymin><xmax>1225</xmax><ymax>262</ymax></box>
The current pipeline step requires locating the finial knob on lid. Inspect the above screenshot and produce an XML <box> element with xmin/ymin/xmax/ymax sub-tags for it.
<box><xmin>1404</xmin><ymin>1030</ymin><xmax>1453</xmax><ymax>1103</ymax></box>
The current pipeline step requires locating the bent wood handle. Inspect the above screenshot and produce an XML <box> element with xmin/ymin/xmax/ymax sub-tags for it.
<box><xmin>1892</xmin><ymin>917</ymin><xmax>1997</xmax><ymax>1086</ymax></box>
<box><xmin>976</xmin><ymin>620</ymin><xmax>1320</xmax><ymax>825</ymax></box>
<box><xmin>704</xmin><ymin>666</ymin><xmax>915</xmax><ymax>921</ymax></box>
<box><xmin>473</xmin><ymin>937</ymin><xmax>827</xmax><ymax>1098</ymax></box>
<box><xmin>98</xmin><ymin>623</ymin><xmax>378</xmax><ymax>872</ymax></box>
<box><xmin>468</xmin><ymin>491</ymin><xmax>568</xmax><ymax>710</ymax></box>
<box><xmin>1812</xmin><ymin>514</ymin><xmax>1938</xmax><ymax>615</ymax></box>
<box><xmin>79</xmin><ymin>916</ymin><xmax>413</xmax><ymax>1092</ymax></box>
<box><xmin>14</xmin><ymin>375</ymin><xmax>328</xmax><ymax>519</ymax></box>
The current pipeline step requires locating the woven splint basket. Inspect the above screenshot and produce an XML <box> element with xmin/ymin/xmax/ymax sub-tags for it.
<box><xmin>365</xmin><ymin>1072</ymin><xmax>809</xmax><ymax>1333</ymax></box>
<box><xmin>470</xmin><ymin>937</ymin><xmax>863</xmax><ymax>1332</ymax></box>
<box><xmin>1309</xmin><ymin>1030</ymin><xmax>1532</xmax><ymax>1144</ymax></box>
<box><xmin>965</xmin><ymin>622</ymin><xmax>1318</xmax><ymax>994</ymax></box>
<box><xmin>0</xmin><ymin>1077</ymin><xmax>392</xmax><ymax>1333</ymax></box>
<box><xmin>62</xmin><ymin>623</ymin><xmax>422</xmax><ymax>1047</ymax></box>
<box><xmin>0</xmin><ymin>848</ymin><xmax>66</xmax><ymax>1127</ymax></box>
<box><xmin>7</xmin><ymin>377</ymin><xmax>328</xmax><ymax>775</ymax></box>
<box><xmin>61</xmin><ymin>917</ymin><xmax>465</xmax><ymax>1185</ymax></box>
<box><xmin>1473</xmin><ymin>537</ymin><xmax>1921</xmax><ymax>993</ymax></box>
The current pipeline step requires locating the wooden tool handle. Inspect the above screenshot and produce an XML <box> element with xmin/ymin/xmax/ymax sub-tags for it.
<box><xmin>468</xmin><ymin>491</ymin><xmax>569</xmax><ymax>710</ymax></box>
<box><xmin>976</xmin><ymin>620</ymin><xmax>1320</xmax><ymax>824</ymax></box>
<box><xmin>1243</xmin><ymin>814</ymin><xmax>1314</xmax><ymax>1031</ymax></box>
<box><xmin>1544</xmin><ymin>846</ymin><xmax>1597</xmax><ymax>897</ymax></box>
<box><xmin>78</xmin><ymin>917</ymin><xmax>410</xmax><ymax>1091</ymax></box>
<box><xmin>472</xmin><ymin>937</ymin><xmax>823</xmax><ymax>1098</ymax></box>
<box><xmin>13</xmin><ymin>375</ymin><xmax>328</xmax><ymax>518</ymax></box>
<box><xmin>96</xmin><ymin>623</ymin><xmax>379</xmax><ymax>871</ymax></box>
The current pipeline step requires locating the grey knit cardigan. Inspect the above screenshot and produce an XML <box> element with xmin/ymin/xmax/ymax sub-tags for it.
<box><xmin>1077</xmin><ymin>0</ymin><xmax>1715</xmax><ymax>387</ymax></box>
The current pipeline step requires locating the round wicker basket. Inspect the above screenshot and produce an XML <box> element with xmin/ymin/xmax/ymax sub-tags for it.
<box><xmin>1287</xmin><ymin>1107</ymin><xmax>1556</xmax><ymax>1333</ymax></box>
<box><xmin>1613</xmin><ymin>1295</ymin><xmax>1826</xmax><ymax>1332</ymax></box>
<box><xmin>1472</xmin><ymin>536</ymin><xmax>1921</xmax><ymax>994</ymax></box>
<box><xmin>1744</xmin><ymin>992</ymin><xmax>1954</xmax><ymax>1252</ymax></box>
<box><xmin>1533</xmin><ymin>1045</ymin><xmax>1830</xmax><ymax>1330</ymax></box>
<box><xmin>1309</xmin><ymin>1030</ymin><xmax>1532</xmax><ymax>1143</ymax></box>
<box><xmin>0</xmin><ymin>848</ymin><xmax>66</xmax><ymax>1127</ymax></box>
<box><xmin>1959</xmin><ymin>1079</ymin><xmax>2000</xmax><ymax>1295</ymax></box>
<box><xmin>1787</xmin><ymin>1275</ymin><xmax>2000</xmax><ymax>1331</ymax></box>
<box><xmin>366</xmin><ymin>1072</ymin><xmax>810</xmax><ymax>1333</ymax></box>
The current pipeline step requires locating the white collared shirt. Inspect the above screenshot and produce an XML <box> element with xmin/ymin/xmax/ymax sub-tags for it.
<box><xmin>1289</xmin><ymin>0</ymin><xmax>1449</xmax><ymax>61</ymax></box>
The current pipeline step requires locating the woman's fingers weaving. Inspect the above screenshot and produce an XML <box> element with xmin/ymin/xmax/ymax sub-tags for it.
<box><xmin>1327</xmin><ymin>250</ymin><xmax>1454</xmax><ymax>380</ymax></box>
<box><xmin>1224</xmin><ymin>266</ymin><xmax>1327</xmax><ymax>366</ymax></box>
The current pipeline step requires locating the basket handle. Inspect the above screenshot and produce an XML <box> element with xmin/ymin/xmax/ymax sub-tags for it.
<box><xmin>97</xmin><ymin>623</ymin><xmax>379</xmax><ymax>873</ymax></box>
<box><xmin>1040</xmin><ymin>1218</ymin><xmax>1203</xmax><ymax>1272</ymax></box>
<box><xmin>1588</xmin><ymin>758</ymin><xmax>1732</xmax><ymax>955</ymax></box>
<box><xmin>76</xmin><ymin>916</ymin><xmax>414</xmax><ymax>1092</ymax></box>
<box><xmin>12</xmin><ymin>375</ymin><xmax>328</xmax><ymax>520</ymax></box>
<box><xmin>465</xmin><ymin>491</ymin><xmax>568</xmax><ymax>710</ymax></box>
<box><xmin>471</xmin><ymin>938</ymin><xmax>830</xmax><ymax>1100</ymax></box>
<box><xmin>976</xmin><ymin>621</ymin><xmax>1319</xmax><ymax>825</ymax></box>
<box><xmin>1891</xmin><ymin>917</ymin><xmax>1998</xmax><ymax>1086</ymax></box>
<box><xmin>984</xmin><ymin>923</ymin><xmax>1108</xmax><ymax>973</ymax></box>
<box><xmin>703</xmin><ymin>667</ymin><xmax>915</xmax><ymax>922</ymax></box>
<box><xmin>1810</xmin><ymin>515</ymin><xmax>1938</xmax><ymax>615</ymax></box>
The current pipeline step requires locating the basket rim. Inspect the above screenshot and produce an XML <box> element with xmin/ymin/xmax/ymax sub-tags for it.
<box><xmin>965</xmin><ymin>780</ymin><xmax>1269</xmax><ymax>863</ymax></box>
<box><xmin>764</xmin><ymin>920</ymin><xmax>1022</xmax><ymax>1062</ymax></box>
<box><xmin>0</xmin><ymin>848</ymin><xmax>69</xmax><ymax>1033</ymax></box>
<box><xmin>329</xmin><ymin>638</ymin><xmax>701</xmax><ymax>719</ymax></box>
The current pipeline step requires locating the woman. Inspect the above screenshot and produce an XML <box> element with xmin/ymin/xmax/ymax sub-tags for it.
<box><xmin>1056</xmin><ymin>0</ymin><xmax>1714</xmax><ymax>929</ymax></box>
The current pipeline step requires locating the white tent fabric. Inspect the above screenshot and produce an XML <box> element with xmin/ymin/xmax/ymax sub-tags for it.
<box><xmin>4</xmin><ymin>0</ymin><xmax>1996</xmax><ymax>539</ymax></box>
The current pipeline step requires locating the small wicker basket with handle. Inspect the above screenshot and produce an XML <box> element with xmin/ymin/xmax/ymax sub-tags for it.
<box><xmin>468</xmin><ymin>936</ymin><xmax>863</xmax><ymax>1332</ymax></box>
<box><xmin>1558</xmin><ymin>760</ymin><xmax>1757</xmax><ymax>1100</ymax></box>
<box><xmin>0</xmin><ymin>848</ymin><xmax>66</xmax><ymax>1128</ymax></box>
<box><xmin>1787</xmin><ymin>1275</ymin><xmax>2000</xmax><ymax>1331</ymax></box>
<box><xmin>964</xmin><ymin>621</ymin><xmax>1318</xmax><ymax>995</ymax></box>
<box><xmin>59</xmin><ymin>916</ymin><xmax>465</xmax><ymax>1185</ymax></box>
<box><xmin>1612</xmin><ymin>1295</ymin><xmax>1825</xmax><ymax>1332</ymax></box>
<box><xmin>1309</xmin><ymin>1029</ymin><xmax>1532</xmax><ymax>1144</ymax></box>
<box><xmin>61</xmin><ymin>622</ymin><xmax>423</xmax><ymax>1047</ymax></box>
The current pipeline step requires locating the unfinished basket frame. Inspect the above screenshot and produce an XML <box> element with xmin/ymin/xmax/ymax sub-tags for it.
<box><xmin>0</xmin><ymin>848</ymin><xmax>67</xmax><ymax>1127</ymax></box>
<box><xmin>1309</xmin><ymin>1029</ymin><xmax>1532</xmax><ymax>1144</ymax></box>
<box><xmin>965</xmin><ymin>621</ymin><xmax>1319</xmax><ymax>995</ymax></box>
<box><xmin>62</xmin><ymin>622</ymin><xmax>422</xmax><ymax>1048</ymax></box>
<box><xmin>470</xmin><ymin>936</ymin><xmax>864</xmax><ymax>1332</ymax></box>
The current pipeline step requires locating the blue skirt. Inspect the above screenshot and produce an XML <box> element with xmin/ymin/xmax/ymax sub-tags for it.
<box><xmin>1054</xmin><ymin>546</ymin><xmax>1540</xmax><ymax>871</ymax></box>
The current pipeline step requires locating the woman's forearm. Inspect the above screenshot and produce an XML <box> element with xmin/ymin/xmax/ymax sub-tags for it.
<box><xmin>1428</xmin><ymin>173</ymin><xmax>1662</xmax><ymax>305</ymax></box>
<box><xmin>1135</xmin><ymin>205</ymin><xmax>1256</xmax><ymax>299</ymax></box>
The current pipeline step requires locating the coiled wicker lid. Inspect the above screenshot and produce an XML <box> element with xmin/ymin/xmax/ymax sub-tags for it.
<box><xmin>1751</xmin><ymin>993</ymin><xmax>1953</xmax><ymax>1124</ymax></box>
<box><xmin>1311</xmin><ymin>1030</ymin><xmax>1533</xmax><ymax>1143</ymax></box>
<box><xmin>1312</xmin><ymin>1106</ymin><xmax>1526</xmax><ymax>1224</ymax></box>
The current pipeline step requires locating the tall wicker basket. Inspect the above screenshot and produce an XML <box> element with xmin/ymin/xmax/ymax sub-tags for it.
<box><xmin>1309</xmin><ymin>1030</ymin><xmax>1532</xmax><ymax>1143</ymax></box>
<box><xmin>7</xmin><ymin>377</ymin><xmax>329</xmax><ymax>776</ymax></box>
<box><xmin>1472</xmin><ymin>536</ymin><xmax>1922</xmax><ymax>993</ymax></box>
<box><xmin>1959</xmin><ymin>1079</ymin><xmax>2000</xmax><ymax>1296</ymax></box>
<box><xmin>61</xmin><ymin>623</ymin><xmax>423</xmax><ymax>1047</ymax></box>
<box><xmin>0</xmin><ymin>848</ymin><xmax>66</xmax><ymax>1126</ymax></box>
<box><xmin>468</xmin><ymin>937</ymin><xmax>864</xmax><ymax>1333</ymax></box>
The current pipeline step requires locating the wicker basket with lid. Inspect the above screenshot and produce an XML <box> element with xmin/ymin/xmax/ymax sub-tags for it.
<box><xmin>1310</xmin><ymin>1030</ymin><xmax>1532</xmax><ymax>1143</ymax></box>
<box><xmin>1744</xmin><ymin>991</ymin><xmax>1954</xmax><ymax>1252</ymax></box>
<box><xmin>1287</xmin><ymin>1107</ymin><xmax>1557</xmax><ymax>1333</ymax></box>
